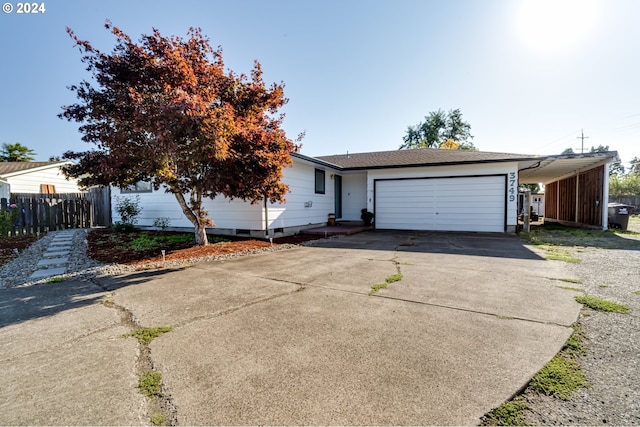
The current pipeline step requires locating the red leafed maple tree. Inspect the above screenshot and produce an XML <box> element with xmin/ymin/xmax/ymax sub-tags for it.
<box><xmin>60</xmin><ymin>22</ymin><xmax>301</xmax><ymax>245</ymax></box>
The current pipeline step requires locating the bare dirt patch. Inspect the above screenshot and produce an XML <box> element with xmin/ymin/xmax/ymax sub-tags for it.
<box><xmin>0</xmin><ymin>235</ymin><xmax>39</xmax><ymax>267</ymax></box>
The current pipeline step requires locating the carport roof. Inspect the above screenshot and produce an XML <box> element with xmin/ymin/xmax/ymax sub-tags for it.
<box><xmin>518</xmin><ymin>151</ymin><xmax>618</xmax><ymax>184</ymax></box>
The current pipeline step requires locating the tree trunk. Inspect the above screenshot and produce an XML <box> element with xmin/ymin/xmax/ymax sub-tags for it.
<box><xmin>193</xmin><ymin>221</ymin><xmax>209</xmax><ymax>246</ymax></box>
<box><xmin>173</xmin><ymin>192</ymin><xmax>209</xmax><ymax>246</ymax></box>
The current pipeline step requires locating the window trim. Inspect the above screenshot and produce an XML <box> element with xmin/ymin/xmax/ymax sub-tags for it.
<box><xmin>314</xmin><ymin>169</ymin><xmax>325</xmax><ymax>194</ymax></box>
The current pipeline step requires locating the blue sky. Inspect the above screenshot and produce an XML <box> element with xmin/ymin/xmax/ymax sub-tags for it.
<box><xmin>1</xmin><ymin>0</ymin><xmax>639</xmax><ymax>168</ymax></box>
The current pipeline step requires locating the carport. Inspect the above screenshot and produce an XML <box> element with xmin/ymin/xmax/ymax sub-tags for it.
<box><xmin>518</xmin><ymin>151</ymin><xmax>618</xmax><ymax>230</ymax></box>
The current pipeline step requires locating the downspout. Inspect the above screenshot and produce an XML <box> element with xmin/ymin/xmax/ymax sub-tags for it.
<box><xmin>518</xmin><ymin>161</ymin><xmax>541</xmax><ymax>228</ymax></box>
<box><xmin>263</xmin><ymin>197</ymin><xmax>270</xmax><ymax>240</ymax></box>
<box><xmin>602</xmin><ymin>162</ymin><xmax>610</xmax><ymax>230</ymax></box>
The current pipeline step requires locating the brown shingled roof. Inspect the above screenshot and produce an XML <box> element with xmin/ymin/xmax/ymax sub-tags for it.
<box><xmin>315</xmin><ymin>148</ymin><xmax>540</xmax><ymax>170</ymax></box>
<box><xmin>0</xmin><ymin>162</ymin><xmax>65</xmax><ymax>176</ymax></box>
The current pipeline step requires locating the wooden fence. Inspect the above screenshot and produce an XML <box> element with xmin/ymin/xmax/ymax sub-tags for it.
<box><xmin>609</xmin><ymin>196</ymin><xmax>640</xmax><ymax>214</ymax></box>
<box><xmin>88</xmin><ymin>186</ymin><xmax>112</xmax><ymax>227</ymax></box>
<box><xmin>0</xmin><ymin>187</ymin><xmax>111</xmax><ymax>237</ymax></box>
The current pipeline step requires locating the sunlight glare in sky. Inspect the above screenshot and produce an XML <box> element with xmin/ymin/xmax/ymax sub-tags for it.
<box><xmin>516</xmin><ymin>0</ymin><xmax>601</xmax><ymax>54</ymax></box>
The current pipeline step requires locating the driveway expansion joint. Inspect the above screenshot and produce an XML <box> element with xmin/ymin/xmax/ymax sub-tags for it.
<box><xmin>373</xmin><ymin>293</ymin><xmax>576</xmax><ymax>328</ymax></box>
<box><xmin>175</xmin><ymin>285</ymin><xmax>306</xmax><ymax>328</ymax></box>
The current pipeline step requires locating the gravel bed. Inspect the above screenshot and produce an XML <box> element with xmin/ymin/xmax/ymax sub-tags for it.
<box><xmin>520</xmin><ymin>243</ymin><xmax>640</xmax><ymax>425</ymax></box>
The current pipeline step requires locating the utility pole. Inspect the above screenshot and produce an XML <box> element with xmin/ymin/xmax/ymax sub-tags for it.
<box><xmin>576</xmin><ymin>129</ymin><xmax>589</xmax><ymax>153</ymax></box>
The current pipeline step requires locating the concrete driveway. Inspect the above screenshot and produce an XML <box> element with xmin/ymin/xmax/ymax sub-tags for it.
<box><xmin>0</xmin><ymin>231</ymin><xmax>582</xmax><ymax>425</ymax></box>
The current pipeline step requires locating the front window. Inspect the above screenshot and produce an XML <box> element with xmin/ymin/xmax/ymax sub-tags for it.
<box><xmin>314</xmin><ymin>169</ymin><xmax>325</xmax><ymax>194</ymax></box>
<box><xmin>120</xmin><ymin>181</ymin><xmax>152</xmax><ymax>193</ymax></box>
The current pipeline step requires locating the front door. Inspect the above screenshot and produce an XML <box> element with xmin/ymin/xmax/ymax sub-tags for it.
<box><xmin>334</xmin><ymin>175</ymin><xmax>342</xmax><ymax>219</ymax></box>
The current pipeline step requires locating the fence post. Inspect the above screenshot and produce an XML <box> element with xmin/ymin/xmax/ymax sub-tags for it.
<box><xmin>24</xmin><ymin>197</ymin><xmax>32</xmax><ymax>235</ymax></box>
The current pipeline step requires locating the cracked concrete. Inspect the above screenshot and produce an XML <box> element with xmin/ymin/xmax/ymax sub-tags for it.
<box><xmin>0</xmin><ymin>230</ymin><xmax>581</xmax><ymax>425</ymax></box>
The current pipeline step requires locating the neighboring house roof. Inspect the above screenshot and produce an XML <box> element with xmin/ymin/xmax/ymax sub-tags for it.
<box><xmin>0</xmin><ymin>161</ymin><xmax>68</xmax><ymax>178</ymax></box>
<box><xmin>314</xmin><ymin>148</ymin><xmax>541</xmax><ymax>170</ymax></box>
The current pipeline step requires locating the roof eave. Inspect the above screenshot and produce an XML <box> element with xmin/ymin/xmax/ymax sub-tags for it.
<box><xmin>0</xmin><ymin>161</ymin><xmax>71</xmax><ymax>178</ymax></box>
<box><xmin>291</xmin><ymin>152</ymin><xmax>344</xmax><ymax>170</ymax></box>
<box><xmin>334</xmin><ymin>156</ymin><xmax>542</xmax><ymax>171</ymax></box>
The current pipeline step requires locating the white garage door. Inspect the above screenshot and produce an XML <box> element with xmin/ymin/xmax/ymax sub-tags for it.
<box><xmin>375</xmin><ymin>175</ymin><xmax>506</xmax><ymax>232</ymax></box>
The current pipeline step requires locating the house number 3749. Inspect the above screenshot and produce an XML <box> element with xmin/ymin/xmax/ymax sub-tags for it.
<box><xmin>508</xmin><ymin>172</ymin><xmax>516</xmax><ymax>202</ymax></box>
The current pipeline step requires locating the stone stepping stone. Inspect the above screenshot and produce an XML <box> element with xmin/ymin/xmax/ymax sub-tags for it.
<box><xmin>37</xmin><ymin>257</ymin><xmax>69</xmax><ymax>267</ymax></box>
<box><xmin>51</xmin><ymin>235</ymin><xmax>75</xmax><ymax>241</ymax></box>
<box><xmin>51</xmin><ymin>239</ymin><xmax>73</xmax><ymax>245</ymax></box>
<box><xmin>43</xmin><ymin>250</ymin><xmax>70</xmax><ymax>258</ymax></box>
<box><xmin>30</xmin><ymin>267</ymin><xmax>67</xmax><ymax>279</ymax></box>
<box><xmin>51</xmin><ymin>236</ymin><xmax>74</xmax><ymax>241</ymax></box>
<box><xmin>49</xmin><ymin>242</ymin><xmax>72</xmax><ymax>248</ymax></box>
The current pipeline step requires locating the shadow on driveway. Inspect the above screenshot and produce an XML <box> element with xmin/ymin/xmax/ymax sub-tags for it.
<box><xmin>0</xmin><ymin>268</ymin><xmax>177</xmax><ymax>329</ymax></box>
<box><xmin>0</xmin><ymin>281</ymin><xmax>105</xmax><ymax>329</ymax></box>
<box><xmin>309</xmin><ymin>229</ymin><xmax>546</xmax><ymax>260</ymax></box>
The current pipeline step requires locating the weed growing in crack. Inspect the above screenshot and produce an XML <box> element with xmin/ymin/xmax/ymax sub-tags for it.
<box><xmin>385</xmin><ymin>273</ymin><xmax>403</xmax><ymax>283</ymax></box>
<box><xmin>563</xmin><ymin>324</ymin><xmax>587</xmax><ymax>355</ymax></box>
<box><xmin>530</xmin><ymin>353</ymin><xmax>589</xmax><ymax>400</ymax></box>
<box><xmin>369</xmin><ymin>273</ymin><xmax>404</xmax><ymax>295</ymax></box>
<box><xmin>574</xmin><ymin>295</ymin><xmax>629</xmax><ymax>314</ymax></box>
<box><xmin>368</xmin><ymin>283</ymin><xmax>387</xmax><ymax>296</ymax></box>
<box><xmin>544</xmin><ymin>247</ymin><xmax>580</xmax><ymax>263</ymax></box>
<box><xmin>482</xmin><ymin>400</ymin><xmax>530</xmax><ymax>426</ymax></box>
<box><xmin>529</xmin><ymin>324</ymin><xmax>589</xmax><ymax>400</ymax></box>
<box><xmin>151</xmin><ymin>413</ymin><xmax>166</xmax><ymax>425</ymax></box>
<box><xmin>123</xmin><ymin>326</ymin><xmax>174</xmax><ymax>345</ymax></box>
<box><xmin>482</xmin><ymin>322</ymin><xmax>589</xmax><ymax>424</ymax></box>
<box><xmin>139</xmin><ymin>371</ymin><xmax>163</xmax><ymax>397</ymax></box>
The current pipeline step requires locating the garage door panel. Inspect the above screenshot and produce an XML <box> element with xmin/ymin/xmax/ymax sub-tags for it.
<box><xmin>375</xmin><ymin>176</ymin><xmax>505</xmax><ymax>232</ymax></box>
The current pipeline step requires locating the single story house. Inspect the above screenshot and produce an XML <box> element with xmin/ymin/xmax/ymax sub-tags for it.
<box><xmin>111</xmin><ymin>148</ymin><xmax>617</xmax><ymax>237</ymax></box>
<box><xmin>0</xmin><ymin>161</ymin><xmax>83</xmax><ymax>195</ymax></box>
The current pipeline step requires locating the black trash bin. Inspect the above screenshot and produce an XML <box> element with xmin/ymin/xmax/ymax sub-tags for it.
<box><xmin>608</xmin><ymin>203</ymin><xmax>631</xmax><ymax>230</ymax></box>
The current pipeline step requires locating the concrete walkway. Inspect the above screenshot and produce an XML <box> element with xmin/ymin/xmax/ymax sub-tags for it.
<box><xmin>0</xmin><ymin>230</ymin><xmax>582</xmax><ymax>425</ymax></box>
<box><xmin>28</xmin><ymin>230</ymin><xmax>79</xmax><ymax>280</ymax></box>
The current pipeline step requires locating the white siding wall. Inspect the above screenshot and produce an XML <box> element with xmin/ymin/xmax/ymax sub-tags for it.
<box><xmin>367</xmin><ymin>162</ymin><xmax>519</xmax><ymax>232</ymax></box>
<box><xmin>112</xmin><ymin>186</ymin><xmax>263</xmax><ymax>230</ymax></box>
<box><xmin>266</xmin><ymin>161</ymin><xmax>337</xmax><ymax>229</ymax></box>
<box><xmin>6</xmin><ymin>166</ymin><xmax>82</xmax><ymax>193</ymax></box>
<box><xmin>112</xmin><ymin>159</ymin><xmax>340</xmax><ymax>234</ymax></box>
<box><xmin>341</xmin><ymin>173</ymin><xmax>367</xmax><ymax>221</ymax></box>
